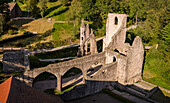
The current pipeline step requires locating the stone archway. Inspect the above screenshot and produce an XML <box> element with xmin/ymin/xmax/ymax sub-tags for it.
<box><xmin>61</xmin><ymin>67</ymin><xmax>85</xmax><ymax>91</ymax></box>
<box><xmin>32</xmin><ymin>72</ymin><xmax>57</xmax><ymax>91</ymax></box>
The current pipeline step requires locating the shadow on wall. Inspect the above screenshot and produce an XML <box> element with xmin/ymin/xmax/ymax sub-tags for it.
<box><xmin>125</xmin><ymin>31</ymin><xmax>136</xmax><ymax>46</ymax></box>
<box><xmin>61</xmin><ymin>80</ymin><xmax>170</xmax><ymax>103</ymax></box>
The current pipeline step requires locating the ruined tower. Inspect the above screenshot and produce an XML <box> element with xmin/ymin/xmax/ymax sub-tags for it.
<box><xmin>79</xmin><ymin>20</ymin><xmax>98</xmax><ymax>56</ymax></box>
<box><xmin>103</xmin><ymin>13</ymin><xmax>127</xmax><ymax>51</ymax></box>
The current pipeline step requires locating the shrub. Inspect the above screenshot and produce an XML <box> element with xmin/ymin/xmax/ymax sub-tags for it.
<box><xmin>8</xmin><ymin>30</ymin><xmax>13</xmax><ymax>35</ymax></box>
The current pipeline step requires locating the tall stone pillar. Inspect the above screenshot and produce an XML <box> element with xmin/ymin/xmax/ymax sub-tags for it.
<box><xmin>57</xmin><ymin>76</ymin><xmax>62</xmax><ymax>92</ymax></box>
<box><xmin>90</xmin><ymin>29</ymin><xmax>98</xmax><ymax>55</ymax></box>
<box><xmin>80</xmin><ymin>20</ymin><xmax>85</xmax><ymax>56</ymax></box>
<box><xmin>85</xmin><ymin>24</ymin><xmax>89</xmax><ymax>55</ymax></box>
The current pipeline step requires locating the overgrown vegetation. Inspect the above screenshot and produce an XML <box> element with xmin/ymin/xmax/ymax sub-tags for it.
<box><xmin>126</xmin><ymin>0</ymin><xmax>170</xmax><ymax>90</ymax></box>
<box><xmin>52</xmin><ymin>23</ymin><xmax>75</xmax><ymax>41</ymax></box>
<box><xmin>28</xmin><ymin>56</ymin><xmax>53</xmax><ymax>69</ymax></box>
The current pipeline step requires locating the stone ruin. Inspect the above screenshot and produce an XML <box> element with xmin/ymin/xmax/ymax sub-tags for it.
<box><xmin>103</xmin><ymin>13</ymin><xmax>144</xmax><ymax>84</ymax></box>
<box><xmin>3</xmin><ymin>51</ymin><xmax>25</xmax><ymax>72</ymax></box>
<box><xmin>78</xmin><ymin>20</ymin><xmax>98</xmax><ymax>56</ymax></box>
<box><xmin>15</xmin><ymin>13</ymin><xmax>144</xmax><ymax>94</ymax></box>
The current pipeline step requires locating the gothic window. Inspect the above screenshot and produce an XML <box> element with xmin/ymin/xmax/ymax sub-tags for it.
<box><xmin>115</xmin><ymin>17</ymin><xmax>118</xmax><ymax>25</ymax></box>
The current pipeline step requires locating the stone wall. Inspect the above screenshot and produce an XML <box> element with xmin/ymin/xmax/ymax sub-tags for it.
<box><xmin>3</xmin><ymin>51</ymin><xmax>25</xmax><ymax>72</ymax></box>
<box><xmin>61</xmin><ymin>80</ymin><xmax>115</xmax><ymax>101</ymax></box>
<box><xmin>126</xmin><ymin>36</ymin><xmax>144</xmax><ymax>83</ymax></box>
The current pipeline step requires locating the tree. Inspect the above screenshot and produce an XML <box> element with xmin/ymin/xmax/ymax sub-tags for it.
<box><xmin>81</xmin><ymin>0</ymin><xmax>94</xmax><ymax>20</ymax></box>
<box><xmin>0</xmin><ymin>15</ymin><xmax>5</xmax><ymax>35</ymax></box>
<box><xmin>59</xmin><ymin>0</ymin><xmax>69</xmax><ymax>5</ymax></box>
<box><xmin>128</xmin><ymin>0</ymin><xmax>145</xmax><ymax>24</ymax></box>
<box><xmin>0</xmin><ymin>0</ymin><xmax>9</xmax><ymax>14</ymax></box>
<box><xmin>38</xmin><ymin>0</ymin><xmax>48</xmax><ymax>18</ymax></box>
<box><xmin>27</xmin><ymin>0</ymin><xmax>39</xmax><ymax>16</ymax></box>
<box><xmin>0</xmin><ymin>0</ymin><xmax>9</xmax><ymax>35</ymax></box>
<box><xmin>67</xmin><ymin>0</ymin><xmax>82</xmax><ymax>25</ymax></box>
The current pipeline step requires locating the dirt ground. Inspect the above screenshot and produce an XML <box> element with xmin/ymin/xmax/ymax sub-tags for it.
<box><xmin>65</xmin><ymin>93</ymin><xmax>123</xmax><ymax>103</ymax></box>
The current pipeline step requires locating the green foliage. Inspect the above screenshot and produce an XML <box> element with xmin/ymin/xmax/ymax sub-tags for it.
<box><xmin>144</xmin><ymin>48</ymin><xmax>170</xmax><ymax>89</ymax></box>
<box><xmin>0</xmin><ymin>15</ymin><xmax>5</xmax><ymax>35</ymax></box>
<box><xmin>59</xmin><ymin>0</ymin><xmax>69</xmax><ymax>5</ymax></box>
<box><xmin>27</xmin><ymin>0</ymin><xmax>40</xmax><ymax>16</ymax></box>
<box><xmin>66</xmin><ymin>0</ymin><xmax>82</xmax><ymax>26</ymax></box>
<box><xmin>38</xmin><ymin>0</ymin><xmax>48</xmax><ymax>18</ymax></box>
<box><xmin>81</xmin><ymin>0</ymin><xmax>94</xmax><ymax>20</ymax></box>
<box><xmin>8</xmin><ymin>30</ymin><xmax>13</xmax><ymax>35</ymax></box>
<box><xmin>28</xmin><ymin>56</ymin><xmax>53</xmax><ymax>69</ymax></box>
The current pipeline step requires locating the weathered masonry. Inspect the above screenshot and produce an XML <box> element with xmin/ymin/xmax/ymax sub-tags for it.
<box><xmin>17</xmin><ymin>13</ymin><xmax>144</xmax><ymax>92</ymax></box>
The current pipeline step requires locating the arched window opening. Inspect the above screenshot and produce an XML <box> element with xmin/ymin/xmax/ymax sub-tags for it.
<box><xmin>87</xmin><ymin>63</ymin><xmax>102</xmax><ymax>76</ymax></box>
<box><xmin>115</xmin><ymin>17</ymin><xmax>118</xmax><ymax>25</ymax></box>
<box><xmin>113</xmin><ymin>56</ymin><xmax>116</xmax><ymax>62</ymax></box>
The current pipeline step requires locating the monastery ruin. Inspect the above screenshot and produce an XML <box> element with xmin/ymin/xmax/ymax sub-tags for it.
<box><xmin>14</xmin><ymin>13</ymin><xmax>144</xmax><ymax>93</ymax></box>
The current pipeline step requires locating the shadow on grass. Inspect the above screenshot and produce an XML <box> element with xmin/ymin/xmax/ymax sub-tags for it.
<box><xmin>47</xmin><ymin>7</ymin><xmax>69</xmax><ymax>18</ymax></box>
<box><xmin>1</xmin><ymin>29</ymin><xmax>52</xmax><ymax>47</ymax></box>
<box><xmin>45</xmin><ymin>4</ymin><xmax>62</xmax><ymax>17</ymax></box>
<box><xmin>10</xmin><ymin>19</ymin><xmax>33</xmax><ymax>28</ymax></box>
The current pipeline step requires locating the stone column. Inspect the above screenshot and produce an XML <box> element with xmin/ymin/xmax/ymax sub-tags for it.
<box><xmin>85</xmin><ymin>24</ymin><xmax>89</xmax><ymax>55</ymax></box>
<box><xmin>79</xmin><ymin>20</ymin><xmax>85</xmax><ymax>56</ymax></box>
<box><xmin>90</xmin><ymin>29</ymin><xmax>98</xmax><ymax>55</ymax></box>
<box><xmin>57</xmin><ymin>76</ymin><xmax>62</xmax><ymax>92</ymax></box>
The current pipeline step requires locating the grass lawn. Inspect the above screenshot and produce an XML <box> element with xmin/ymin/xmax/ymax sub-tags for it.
<box><xmin>143</xmin><ymin>69</ymin><xmax>170</xmax><ymax>90</ymax></box>
<box><xmin>45</xmin><ymin>1</ymin><xmax>69</xmax><ymax>21</ymax></box>
<box><xmin>55</xmin><ymin>84</ymin><xmax>83</xmax><ymax>95</ymax></box>
<box><xmin>52</xmin><ymin>23</ymin><xmax>75</xmax><ymax>41</ymax></box>
<box><xmin>22</xmin><ymin>18</ymin><xmax>55</xmax><ymax>34</ymax></box>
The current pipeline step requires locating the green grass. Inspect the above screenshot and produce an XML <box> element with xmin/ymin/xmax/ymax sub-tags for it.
<box><xmin>55</xmin><ymin>84</ymin><xmax>83</xmax><ymax>94</ymax></box>
<box><xmin>52</xmin><ymin>23</ymin><xmax>74</xmax><ymax>41</ymax></box>
<box><xmin>143</xmin><ymin>48</ymin><xmax>170</xmax><ymax>90</ymax></box>
<box><xmin>143</xmin><ymin>70</ymin><xmax>170</xmax><ymax>90</ymax></box>
<box><xmin>35</xmin><ymin>46</ymin><xmax>78</xmax><ymax>59</ymax></box>
<box><xmin>45</xmin><ymin>1</ymin><xmax>69</xmax><ymax>21</ymax></box>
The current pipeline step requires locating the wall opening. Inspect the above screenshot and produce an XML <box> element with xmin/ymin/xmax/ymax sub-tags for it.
<box><xmin>113</xmin><ymin>56</ymin><xmax>116</xmax><ymax>62</ymax></box>
<box><xmin>32</xmin><ymin>72</ymin><xmax>57</xmax><ymax>93</ymax></box>
<box><xmin>87</xmin><ymin>63</ymin><xmax>102</xmax><ymax>77</ymax></box>
<box><xmin>115</xmin><ymin>17</ymin><xmax>118</xmax><ymax>25</ymax></box>
<box><xmin>62</xmin><ymin>67</ymin><xmax>83</xmax><ymax>91</ymax></box>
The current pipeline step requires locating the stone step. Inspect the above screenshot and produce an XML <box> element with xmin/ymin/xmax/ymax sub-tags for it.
<box><xmin>128</xmin><ymin>85</ymin><xmax>149</xmax><ymax>95</ymax></box>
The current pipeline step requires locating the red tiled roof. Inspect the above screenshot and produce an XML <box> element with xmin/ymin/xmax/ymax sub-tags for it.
<box><xmin>0</xmin><ymin>77</ymin><xmax>12</xmax><ymax>103</ymax></box>
<box><xmin>0</xmin><ymin>76</ymin><xmax>63</xmax><ymax>103</ymax></box>
<box><xmin>8</xmin><ymin>2</ymin><xmax>17</xmax><ymax>11</ymax></box>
